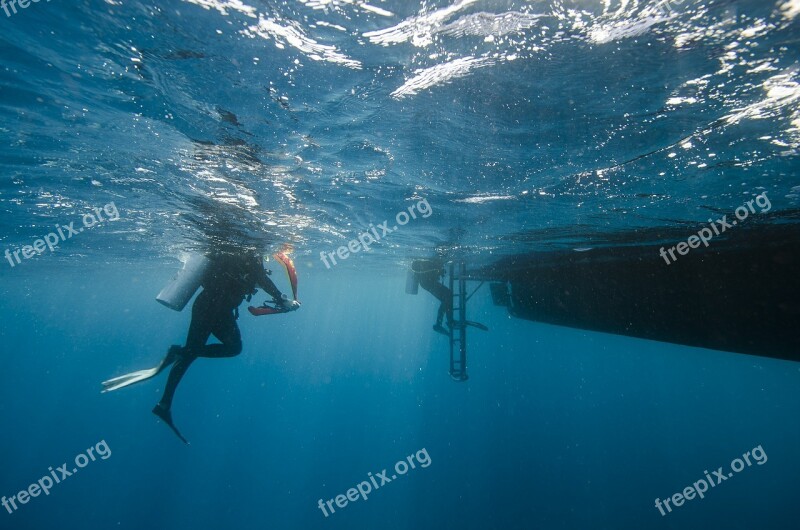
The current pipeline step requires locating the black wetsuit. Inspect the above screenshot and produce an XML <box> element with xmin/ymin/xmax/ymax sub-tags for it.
<box><xmin>158</xmin><ymin>254</ymin><xmax>282</xmax><ymax>410</ymax></box>
<box><xmin>415</xmin><ymin>263</ymin><xmax>453</xmax><ymax>328</ymax></box>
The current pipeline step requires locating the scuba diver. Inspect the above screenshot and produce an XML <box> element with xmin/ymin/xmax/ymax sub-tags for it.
<box><xmin>102</xmin><ymin>250</ymin><xmax>300</xmax><ymax>444</ymax></box>
<box><xmin>411</xmin><ymin>259</ymin><xmax>453</xmax><ymax>336</ymax></box>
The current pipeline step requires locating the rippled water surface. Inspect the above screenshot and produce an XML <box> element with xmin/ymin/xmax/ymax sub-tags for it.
<box><xmin>2</xmin><ymin>0</ymin><xmax>798</xmax><ymax>265</ymax></box>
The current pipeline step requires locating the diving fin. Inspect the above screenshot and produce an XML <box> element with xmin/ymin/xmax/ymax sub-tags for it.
<box><xmin>101</xmin><ymin>347</ymin><xmax>180</xmax><ymax>393</ymax></box>
<box><xmin>449</xmin><ymin>321</ymin><xmax>489</xmax><ymax>331</ymax></box>
<box><xmin>248</xmin><ymin>304</ymin><xmax>289</xmax><ymax>316</ymax></box>
<box><xmin>274</xmin><ymin>251</ymin><xmax>298</xmax><ymax>300</ymax></box>
<box><xmin>101</xmin><ymin>368</ymin><xmax>162</xmax><ymax>393</ymax></box>
<box><xmin>152</xmin><ymin>404</ymin><xmax>189</xmax><ymax>445</ymax></box>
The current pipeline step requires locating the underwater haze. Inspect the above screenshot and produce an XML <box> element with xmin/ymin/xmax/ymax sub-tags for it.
<box><xmin>1</xmin><ymin>0</ymin><xmax>799</xmax><ymax>529</ymax></box>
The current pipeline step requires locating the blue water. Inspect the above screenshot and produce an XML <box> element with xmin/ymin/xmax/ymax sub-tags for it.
<box><xmin>1</xmin><ymin>0</ymin><xmax>799</xmax><ymax>529</ymax></box>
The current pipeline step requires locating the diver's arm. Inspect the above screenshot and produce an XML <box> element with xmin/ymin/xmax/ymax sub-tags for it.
<box><xmin>248</xmin><ymin>258</ymin><xmax>300</xmax><ymax>314</ymax></box>
<box><xmin>256</xmin><ymin>268</ymin><xmax>283</xmax><ymax>300</ymax></box>
<box><xmin>258</xmin><ymin>274</ymin><xmax>299</xmax><ymax>311</ymax></box>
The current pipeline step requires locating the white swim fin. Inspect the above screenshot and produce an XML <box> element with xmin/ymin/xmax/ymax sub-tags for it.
<box><xmin>101</xmin><ymin>347</ymin><xmax>180</xmax><ymax>393</ymax></box>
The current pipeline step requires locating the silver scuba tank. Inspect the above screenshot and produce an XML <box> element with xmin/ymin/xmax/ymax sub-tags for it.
<box><xmin>156</xmin><ymin>254</ymin><xmax>211</xmax><ymax>311</ymax></box>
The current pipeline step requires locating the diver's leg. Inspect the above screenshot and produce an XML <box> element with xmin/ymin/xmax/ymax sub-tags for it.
<box><xmin>432</xmin><ymin>300</ymin><xmax>449</xmax><ymax>335</ymax></box>
<box><xmin>151</xmin><ymin>294</ymin><xmax>214</xmax><ymax>443</ymax></box>
<box><xmin>157</xmin><ymin>344</ymin><xmax>183</xmax><ymax>371</ymax></box>
<box><xmin>436</xmin><ymin>301</ymin><xmax>446</xmax><ymax>326</ymax></box>
<box><xmin>442</xmin><ymin>284</ymin><xmax>454</xmax><ymax>327</ymax></box>
<box><xmin>151</xmin><ymin>307</ymin><xmax>238</xmax><ymax>444</ymax></box>
<box><xmin>157</xmin><ymin>353</ymin><xmax>196</xmax><ymax>410</ymax></box>
<box><xmin>183</xmin><ymin>292</ymin><xmax>215</xmax><ymax>354</ymax></box>
<box><xmin>151</xmin><ymin>349</ymin><xmax>196</xmax><ymax>445</ymax></box>
<box><xmin>198</xmin><ymin>310</ymin><xmax>242</xmax><ymax>358</ymax></box>
<box><xmin>431</xmin><ymin>281</ymin><xmax>454</xmax><ymax>335</ymax></box>
<box><xmin>156</xmin><ymin>293</ymin><xmax>213</xmax><ymax>409</ymax></box>
<box><xmin>152</xmin><ymin>352</ymin><xmax>196</xmax><ymax>444</ymax></box>
<box><xmin>152</xmin><ymin>354</ymin><xmax>192</xmax><ymax>441</ymax></box>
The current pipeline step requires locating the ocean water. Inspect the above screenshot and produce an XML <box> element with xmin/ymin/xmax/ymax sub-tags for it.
<box><xmin>1</xmin><ymin>0</ymin><xmax>799</xmax><ymax>529</ymax></box>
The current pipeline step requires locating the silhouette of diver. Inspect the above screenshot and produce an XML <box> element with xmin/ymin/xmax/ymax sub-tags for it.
<box><xmin>102</xmin><ymin>251</ymin><xmax>299</xmax><ymax>444</ymax></box>
<box><xmin>412</xmin><ymin>259</ymin><xmax>453</xmax><ymax>336</ymax></box>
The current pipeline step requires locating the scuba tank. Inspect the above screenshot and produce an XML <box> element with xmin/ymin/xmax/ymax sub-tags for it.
<box><xmin>156</xmin><ymin>254</ymin><xmax>211</xmax><ymax>311</ymax></box>
<box><xmin>405</xmin><ymin>268</ymin><xmax>420</xmax><ymax>294</ymax></box>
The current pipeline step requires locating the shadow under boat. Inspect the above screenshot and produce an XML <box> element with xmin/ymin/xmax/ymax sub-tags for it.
<box><xmin>479</xmin><ymin>222</ymin><xmax>800</xmax><ymax>363</ymax></box>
